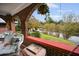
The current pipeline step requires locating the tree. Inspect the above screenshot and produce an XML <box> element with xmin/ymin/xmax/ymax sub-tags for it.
<box><xmin>57</xmin><ymin>20</ymin><xmax>64</xmax><ymax>24</ymax></box>
<box><xmin>61</xmin><ymin>13</ymin><xmax>79</xmax><ymax>38</ymax></box>
<box><xmin>44</xmin><ymin>12</ymin><xmax>55</xmax><ymax>24</ymax></box>
<box><xmin>46</xmin><ymin>16</ymin><xmax>55</xmax><ymax>23</ymax></box>
<box><xmin>61</xmin><ymin>23</ymin><xmax>79</xmax><ymax>38</ymax></box>
<box><xmin>43</xmin><ymin>23</ymin><xmax>55</xmax><ymax>32</ymax></box>
<box><xmin>27</xmin><ymin>16</ymin><xmax>41</xmax><ymax>30</ymax></box>
<box><xmin>63</xmin><ymin>13</ymin><xmax>76</xmax><ymax>23</ymax></box>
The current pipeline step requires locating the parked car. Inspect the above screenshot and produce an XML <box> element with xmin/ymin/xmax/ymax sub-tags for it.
<box><xmin>68</xmin><ymin>36</ymin><xmax>79</xmax><ymax>45</ymax></box>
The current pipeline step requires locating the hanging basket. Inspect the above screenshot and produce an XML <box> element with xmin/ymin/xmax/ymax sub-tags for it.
<box><xmin>37</xmin><ymin>4</ymin><xmax>49</xmax><ymax>15</ymax></box>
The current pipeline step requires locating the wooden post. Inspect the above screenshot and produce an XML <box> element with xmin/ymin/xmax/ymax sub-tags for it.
<box><xmin>16</xmin><ymin>4</ymin><xmax>41</xmax><ymax>39</ymax></box>
<box><xmin>11</xmin><ymin>19</ymin><xmax>16</xmax><ymax>32</ymax></box>
<box><xmin>0</xmin><ymin>15</ymin><xmax>16</xmax><ymax>32</ymax></box>
<box><xmin>20</xmin><ymin>20</ymin><xmax>26</xmax><ymax>38</ymax></box>
<box><xmin>5</xmin><ymin>15</ymin><xmax>12</xmax><ymax>30</ymax></box>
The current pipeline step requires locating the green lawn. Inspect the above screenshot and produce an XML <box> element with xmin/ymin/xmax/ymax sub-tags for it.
<box><xmin>40</xmin><ymin>33</ymin><xmax>76</xmax><ymax>46</ymax></box>
<box><xmin>29</xmin><ymin>32</ymin><xmax>76</xmax><ymax>46</ymax></box>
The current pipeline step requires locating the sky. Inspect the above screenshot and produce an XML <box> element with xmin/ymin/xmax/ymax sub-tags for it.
<box><xmin>32</xmin><ymin>3</ymin><xmax>79</xmax><ymax>22</ymax></box>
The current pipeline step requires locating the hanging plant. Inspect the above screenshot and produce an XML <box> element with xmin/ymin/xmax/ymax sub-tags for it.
<box><xmin>37</xmin><ymin>3</ymin><xmax>49</xmax><ymax>15</ymax></box>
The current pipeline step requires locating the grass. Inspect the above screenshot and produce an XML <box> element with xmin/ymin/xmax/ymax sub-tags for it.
<box><xmin>40</xmin><ymin>33</ymin><xmax>76</xmax><ymax>46</ymax></box>
<box><xmin>29</xmin><ymin>32</ymin><xmax>76</xmax><ymax>46</ymax></box>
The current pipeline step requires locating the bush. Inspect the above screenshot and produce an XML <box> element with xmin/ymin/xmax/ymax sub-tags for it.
<box><xmin>29</xmin><ymin>31</ymin><xmax>40</xmax><ymax>38</ymax></box>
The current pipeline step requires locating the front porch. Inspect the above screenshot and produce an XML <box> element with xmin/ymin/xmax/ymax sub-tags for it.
<box><xmin>0</xmin><ymin>3</ymin><xmax>79</xmax><ymax>56</ymax></box>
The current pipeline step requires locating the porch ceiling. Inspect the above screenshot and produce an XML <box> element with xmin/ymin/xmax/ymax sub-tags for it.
<box><xmin>0</xmin><ymin>3</ymin><xmax>31</xmax><ymax>16</ymax></box>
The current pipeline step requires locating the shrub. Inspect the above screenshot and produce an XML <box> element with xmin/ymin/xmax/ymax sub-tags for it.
<box><xmin>29</xmin><ymin>31</ymin><xmax>40</xmax><ymax>38</ymax></box>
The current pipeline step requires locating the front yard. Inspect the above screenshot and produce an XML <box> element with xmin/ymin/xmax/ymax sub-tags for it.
<box><xmin>29</xmin><ymin>32</ymin><xmax>76</xmax><ymax>46</ymax></box>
